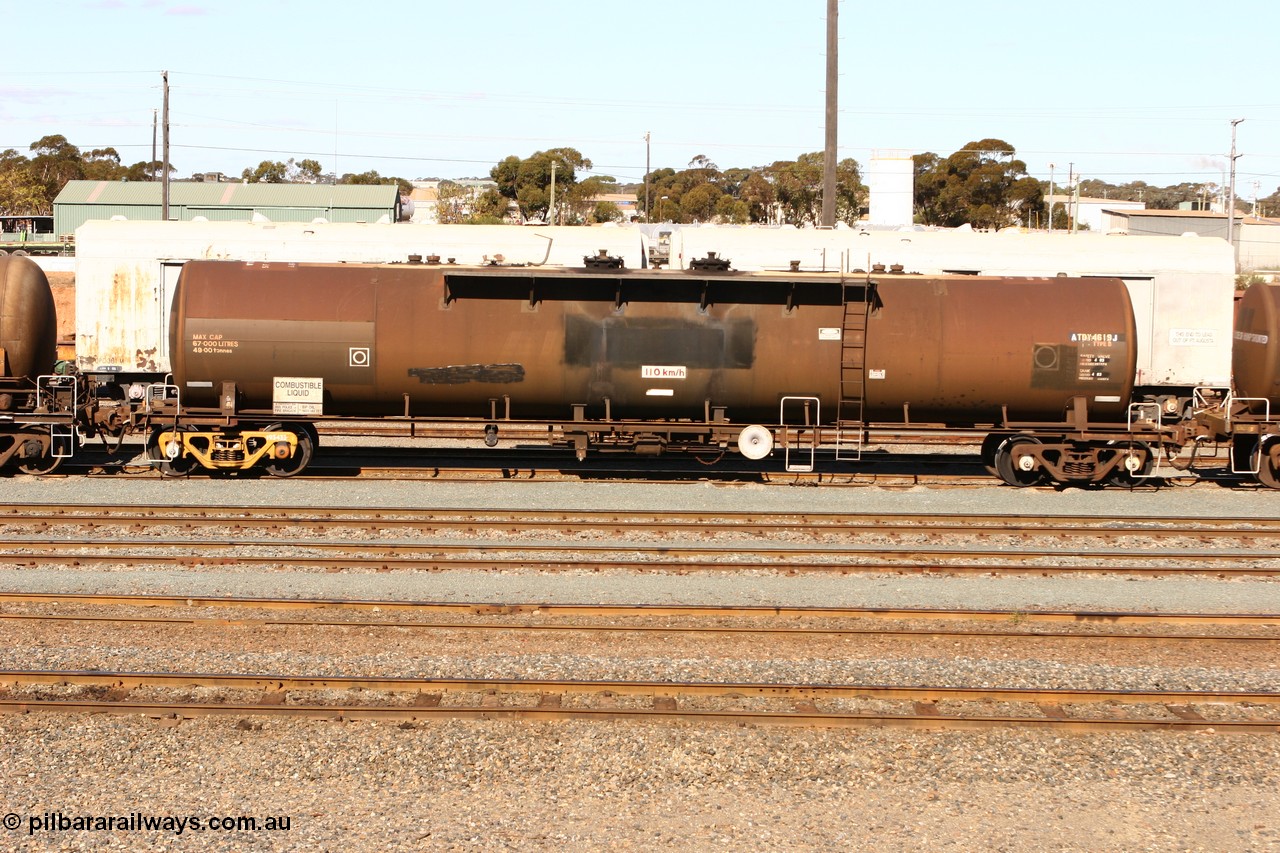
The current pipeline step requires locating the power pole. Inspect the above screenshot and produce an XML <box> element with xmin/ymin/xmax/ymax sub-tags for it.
<box><xmin>161</xmin><ymin>70</ymin><xmax>170</xmax><ymax>221</ymax></box>
<box><xmin>1067</xmin><ymin>162</ymin><xmax>1074</xmax><ymax>232</ymax></box>
<box><xmin>151</xmin><ymin>109</ymin><xmax>157</xmax><ymax>182</ymax></box>
<box><xmin>644</xmin><ymin>132</ymin><xmax>651</xmax><ymax>222</ymax></box>
<box><xmin>1048</xmin><ymin>164</ymin><xmax>1055</xmax><ymax>233</ymax></box>
<box><xmin>1227</xmin><ymin>118</ymin><xmax>1244</xmax><ymax>254</ymax></box>
<box><xmin>820</xmin><ymin>0</ymin><xmax>838</xmax><ymax>228</ymax></box>
<box><xmin>1072</xmin><ymin>175</ymin><xmax>1082</xmax><ymax>234</ymax></box>
<box><xmin>549</xmin><ymin>161</ymin><xmax>558</xmax><ymax>226</ymax></box>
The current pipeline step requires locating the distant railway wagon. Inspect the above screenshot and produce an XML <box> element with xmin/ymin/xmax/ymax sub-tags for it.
<box><xmin>0</xmin><ymin>216</ymin><xmax>70</xmax><ymax>258</ymax></box>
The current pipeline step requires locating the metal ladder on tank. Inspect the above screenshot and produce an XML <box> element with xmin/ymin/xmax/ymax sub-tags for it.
<box><xmin>835</xmin><ymin>282</ymin><xmax>870</xmax><ymax>461</ymax></box>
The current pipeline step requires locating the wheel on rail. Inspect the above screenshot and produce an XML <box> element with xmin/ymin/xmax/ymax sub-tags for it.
<box><xmin>1105</xmin><ymin>440</ymin><xmax>1153</xmax><ymax>488</ymax></box>
<box><xmin>980</xmin><ymin>433</ymin><xmax>1008</xmax><ymax>477</ymax></box>
<box><xmin>1253</xmin><ymin>439</ymin><xmax>1280</xmax><ymax>489</ymax></box>
<box><xmin>147</xmin><ymin>427</ymin><xmax>192</xmax><ymax>478</ymax></box>
<box><xmin>263</xmin><ymin>423</ymin><xmax>315</xmax><ymax>477</ymax></box>
<box><xmin>993</xmin><ymin>434</ymin><xmax>1046</xmax><ymax>487</ymax></box>
<box><xmin>14</xmin><ymin>438</ymin><xmax>63</xmax><ymax>475</ymax></box>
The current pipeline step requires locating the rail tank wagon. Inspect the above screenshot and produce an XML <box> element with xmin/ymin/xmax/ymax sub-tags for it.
<box><xmin>0</xmin><ymin>255</ymin><xmax>75</xmax><ymax>474</ymax></box>
<box><xmin>1233</xmin><ymin>282</ymin><xmax>1280</xmax><ymax>406</ymax></box>
<box><xmin>169</xmin><ymin>261</ymin><xmax>1135</xmax><ymax>425</ymax></box>
<box><xmin>0</xmin><ymin>254</ymin><xmax>58</xmax><ymax>388</ymax></box>
<box><xmin>154</xmin><ymin>259</ymin><xmax>1145</xmax><ymax>479</ymax></box>
<box><xmin>1228</xmin><ymin>281</ymin><xmax>1280</xmax><ymax>488</ymax></box>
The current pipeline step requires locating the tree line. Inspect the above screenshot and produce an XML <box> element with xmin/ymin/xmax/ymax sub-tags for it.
<box><xmin>4</xmin><ymin>133</ymin><xmax>1276</xmax><ymax>227</ymax></box>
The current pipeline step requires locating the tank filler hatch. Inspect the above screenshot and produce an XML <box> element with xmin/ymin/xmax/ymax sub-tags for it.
<box><xmin>689</xmin><ymin>253</ymin><xmax>732</xmax><ymax>272</ymax></box>
<box><xmin>583</xmin><ymin>250</ymin><xmax>625</xmax><ymax>270</ymax></box>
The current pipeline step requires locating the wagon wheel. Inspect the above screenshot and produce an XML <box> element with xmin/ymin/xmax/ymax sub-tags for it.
<box><xmin>993</xmin><ymin>434</ymin><xmax>1046</xmax><ymax>487</ymax></box>
<box><xmin>263</xmin><ymin>424</ymin><xmax>316</xmax><ymax>478</ymax></box>
<box><xmin>980</xmin><ymin>433</ymin><xmax>1009</xmax><ymax>477</ymax></box>
<box><xmin>147</xmin><ymin>427</ymin><xmax>192</xmax><ymax>478</ymax></box>
<box><xmin>1105</xmin><ymin>440</ymin><xmax>1153</xmax><ymax>488</ymax></box>
<box><xmin>1254</xmin><ymin>440</ymin><xmax>1280</xmax><ymax>490</ymax></box>
<box><xmin>14</xmin><ymin>437</ymin><xmax>63</xmax><ymax>475</ymax></box>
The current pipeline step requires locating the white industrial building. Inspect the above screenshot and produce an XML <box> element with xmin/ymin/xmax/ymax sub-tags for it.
<box><xmin>1102</xmin><ymin>208</ymin><xmax>1280</xmax><ymax>272</ymax></box>
<box><xmin>866</xmin><ymin>150</ymin><xmax>915</xmax><ymax>227</ymax></box>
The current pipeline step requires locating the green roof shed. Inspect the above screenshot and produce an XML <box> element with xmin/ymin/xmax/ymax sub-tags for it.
<box><xmin>53</xmin><ymin>180</ymin><xmax>401</xmax><ymax>236</ymax></box>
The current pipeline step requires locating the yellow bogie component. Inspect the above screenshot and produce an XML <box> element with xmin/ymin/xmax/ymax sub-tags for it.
<box><xmin>154</xmin><ymin>429</ymin><xmax>299</xmax><ymax>472</ymax></box>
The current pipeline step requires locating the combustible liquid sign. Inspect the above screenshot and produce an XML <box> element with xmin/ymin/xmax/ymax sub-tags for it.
<box><xmin>273</xmin><ymin>377</ymin><xmax>324</xmax><ymax>415</ymax></box>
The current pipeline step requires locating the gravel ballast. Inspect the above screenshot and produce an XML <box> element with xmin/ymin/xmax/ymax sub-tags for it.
<box><xmin>1</xmin><ymin>477</ymin><xmax>1277</xmax><ymax>851</ymax></box>
<box><xmin>2</xmin><ymin>716</ymin><xmax>1278</xmax><ymax>851</ymax></box>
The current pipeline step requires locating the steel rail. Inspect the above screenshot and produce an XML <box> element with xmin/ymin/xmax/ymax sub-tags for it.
<box><xmin>1</xmin><ymin>610</ymin><xmax>1275</xmax><ymax>643</ymax></box>
<box><xmin>6</xmin><ymin>669</ymin><xmax>1279</xmax><ymax>706</ymax></box>
<box><xmin>4</xmin><ymin>697</ymin><xmax>1274</xmax><ymax>732</ymax></box>
<box><xmin>4</xmin><ymin>673</ymin><xmax>1276</xmax><ymax>733</ymax></box>
<box><xmin>3</xmin><ymin>535</ymin><xmax>1275</xmax><ymax>561</ymax></box>
<box><xmin>1</xmin><ymin>551</ymin><xmax>1275</xmax><ymax>576</ymax></box>
<box><xmin>4</xmin><ymin>502</ymin><xmax>1277</xmax><ymax>536</ymax></box>
<box><xmin>0</xmin><ymin>539</ymin><xmax>1274</xmax><ymax>575</ymax></box>
<box><xmin>1</xmin><ymin>592</ymin><xmax>1276</xmax><ymax>627</ymax></box>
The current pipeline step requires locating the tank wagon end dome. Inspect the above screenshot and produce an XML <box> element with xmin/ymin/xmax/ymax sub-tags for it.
<box><xmin>0</xmin><ymin>255</ymin><xmax>58</xmax><ymax>383</ymax></box>
<box><xmin>1233</xmin><ymin>282</ymin><xmax>1280</xmax><ymax>406</ymax></box>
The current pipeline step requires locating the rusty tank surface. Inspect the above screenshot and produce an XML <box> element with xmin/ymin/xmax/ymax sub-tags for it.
<box><xmin>170</xmin><ymin>260</ymin><xmax>1135</xmax><ymax>426</ymax></box>
<box><xmin>0</xmin><ymin>255</ymin><xmax>58</xmax><ymax>384</ymax></box>
<box><xmin>1233</xmin><ymin>281</ymin><xmax>1280</xmax><ymax>406</ymax></box>
<box><xmin>865</xmin><ymin>276</ymin><xmax>1136</xmax><ymax>422</ymax></box>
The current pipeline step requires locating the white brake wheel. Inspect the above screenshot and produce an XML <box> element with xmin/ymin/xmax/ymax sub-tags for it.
<box><xmin>737</xmin><ymin>425</ymin><xmax>774</xmax><ymax>460</ymax></box>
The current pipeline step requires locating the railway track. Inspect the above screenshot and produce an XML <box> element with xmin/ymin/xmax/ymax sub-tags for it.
<box><xmin>3</xmin><ymin>595</ymin><xmax>1276</xmax><ymax>733</ymax></box>
<box><xmin>4</xmin><ymin>502</ymin><xmax>1279</xmax><ymax>538</ymax></box>
<box><xmin>3</xmin><ymin>503</ymin><xmax>1276</xmax><ymax>734</ymax></box>
<box><xmin>2</xmin><ymin>592</ymin><xmax>1278</xmax><ymax>637</ymax></box>
<box><xmin>3</xmin><ymin>502</ymin><xmax>1276</xmax><ymax>575</ymax></box>
<box><xmin>3</xmin><ymin>669</ymin><xmax>1276</xmax><ymax>733</ymax></box>
<box><xmin>0</xmin><ymin>538</ymin><xmax>1274</xmax><ymax>575</ymax></box>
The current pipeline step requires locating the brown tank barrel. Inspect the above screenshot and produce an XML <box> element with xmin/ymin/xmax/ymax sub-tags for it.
<box><xmin>170</xmin><ymin>261</ymin><xmax>845</xmax><ymax>421</ymax></box>
<box><xmin>0</xmin><ymin>255</ymin><xmax>58</xmax><ymax>383</ymax></box>
<box><xmin>1233</xmin><ymin>282</ymin><xmax>1280</xmax><ymax>406</ymax></box>
<box><xmin>171</xmin><ymin>262</ymin><xmax>1135</xmax><ymax>427</ymax></box>
<box><xmin>864</xmin><ymin>277</ymin><xmax>1136</xmax><ymax>422</ymax></box>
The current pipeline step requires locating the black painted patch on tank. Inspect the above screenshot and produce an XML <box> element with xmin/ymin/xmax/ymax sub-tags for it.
<box><xmin>564</xmin><ymin>316</ymin><xmax>754</xmax><ymax>369</ymax></box>
<box><xmin>1029</xmin><ymin>343</ymin><xmax>1076</xmax><ymax>389</ymax></box>
<box><xmin>408</xmin><ymin>364</ymin><xmax>525</xmax><ymax>384</ymax></box>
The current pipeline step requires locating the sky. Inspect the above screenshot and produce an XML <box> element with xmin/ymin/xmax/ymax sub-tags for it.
<box><xmin>5</xmin><ymin>0</ymin><xmax>1280</xmax><ymax>199</ymax></box>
